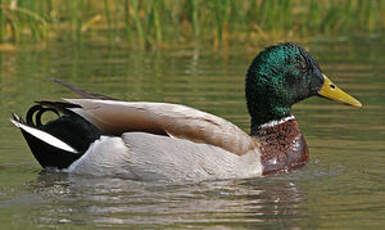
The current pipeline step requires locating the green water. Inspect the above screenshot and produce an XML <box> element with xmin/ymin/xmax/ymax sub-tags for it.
<box><xmin>0</xmin><ymin>40</ymin><xmax>384</xmax><ymax>229</ymax></box>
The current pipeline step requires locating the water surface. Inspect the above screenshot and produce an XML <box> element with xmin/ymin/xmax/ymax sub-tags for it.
<box><xmin>0</xmin><ymin>41</ymin><xmax>384</xmax><ymax>229</ymax></box>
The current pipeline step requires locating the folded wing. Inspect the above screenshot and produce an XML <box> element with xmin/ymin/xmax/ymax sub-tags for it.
<box><xmin>65</xmin><ymin>99</ymin><xmax>258</xmax><ymax>156</ymax></box>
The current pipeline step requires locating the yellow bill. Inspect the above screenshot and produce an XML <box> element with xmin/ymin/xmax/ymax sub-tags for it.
<box><xmin>318</xmin><ymin>74</ymin><xmax>362</xmax><ymax>108</ymax></box>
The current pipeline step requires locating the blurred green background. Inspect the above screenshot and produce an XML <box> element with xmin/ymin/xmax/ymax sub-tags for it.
<box><xmin>0</xmin><ymin>0</ymin><xmax>384</xmax><ymax>49</ymax></box>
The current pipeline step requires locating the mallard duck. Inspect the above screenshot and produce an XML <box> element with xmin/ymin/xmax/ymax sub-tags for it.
<box><xmin>11</xmin><ymin>43</ymin><xmax>362</xmax><ymax>182</ymax></box>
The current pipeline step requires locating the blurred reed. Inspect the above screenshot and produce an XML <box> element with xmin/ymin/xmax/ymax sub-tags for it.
<box><xmin>0</xmin><ymin>0</ymin><xmax>383</xmax><ymax>47</ymax></box>
<box><xmin>0</xmin><ymin>0</ymin><xmax>47</xmax><ymax>42</ymax></box>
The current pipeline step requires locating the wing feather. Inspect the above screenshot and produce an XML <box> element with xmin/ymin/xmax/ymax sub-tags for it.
<box><xmin>65</xmin><ymin>99</ymin><xmax>258</xmax><ymax>156</ymax></box>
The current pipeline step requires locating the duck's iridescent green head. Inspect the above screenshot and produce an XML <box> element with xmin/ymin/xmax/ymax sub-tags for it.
<box><xmin>246</xmin><ymin>43</ymin><xmax>361</xmax><ymax>127</ymax></box>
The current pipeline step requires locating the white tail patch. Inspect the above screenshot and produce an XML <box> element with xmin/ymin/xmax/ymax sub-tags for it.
<box><xmin>11</xmin><ymin>119</ymin><xmax>78</xmax><ymax>154</ymax></box>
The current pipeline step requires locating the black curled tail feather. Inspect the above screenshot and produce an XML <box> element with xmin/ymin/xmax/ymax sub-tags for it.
<box><xmin>13</xmin><ymin>102</ymin><xmax>104</xmax><ymax>169</ymax></box>
<box><xmin>26</xmin><ymin>104</ymin><xmax>60</xmax><ymax>128</ymax></box>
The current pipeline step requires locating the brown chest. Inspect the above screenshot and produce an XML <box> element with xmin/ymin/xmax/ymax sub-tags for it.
<box><xmin>253</xmin><ymin>119</ymin><xmax>309</xmax><ymax>175</ymax></box>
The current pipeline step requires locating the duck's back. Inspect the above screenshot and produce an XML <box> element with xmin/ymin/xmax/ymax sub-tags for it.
<box><xmin>66</xmin><ymin>99</ymin><xmax>258</xmax><ymax>156</ymax></box>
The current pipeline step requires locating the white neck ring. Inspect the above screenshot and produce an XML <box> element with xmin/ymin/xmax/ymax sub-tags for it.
<box><xmin>258</xmin><ymin>115</ymin><xmax>295</xmax><ymax>129</ymax></box>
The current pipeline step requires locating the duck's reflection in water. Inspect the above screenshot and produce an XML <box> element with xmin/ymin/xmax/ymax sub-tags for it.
<box><xmin>30</xmin><ymin>171</ymin><xmax>305</xmax><ymax>228</ymax></box>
